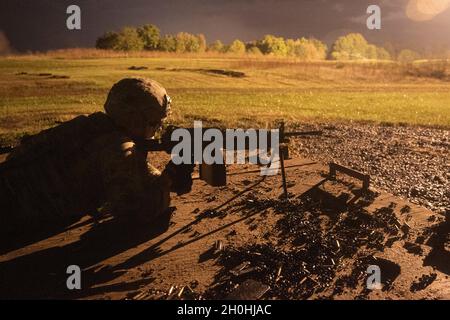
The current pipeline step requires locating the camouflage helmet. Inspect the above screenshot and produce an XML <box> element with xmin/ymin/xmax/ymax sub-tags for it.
<box><xmin>104</xmin><ymin>78</ymin><xmax>171</xmax><ymax>138</ymax></box>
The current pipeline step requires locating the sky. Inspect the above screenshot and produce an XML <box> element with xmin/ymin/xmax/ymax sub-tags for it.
<box><xmin>1</xmin><ymin>0</ymin><xmax>450</xmax><ymax>53</ymax></box>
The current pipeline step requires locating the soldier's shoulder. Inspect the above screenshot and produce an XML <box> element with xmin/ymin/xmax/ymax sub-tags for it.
<box><xmin>6</xmin><ymin>112</ymin><xmax>116</xmax><ymax>163</ymax></box>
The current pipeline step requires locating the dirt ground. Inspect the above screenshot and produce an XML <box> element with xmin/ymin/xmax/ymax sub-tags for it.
<box><xmin>0</xmin><ymin>154</ymin><xmax>448</xmax><ymax>300</ymax></box>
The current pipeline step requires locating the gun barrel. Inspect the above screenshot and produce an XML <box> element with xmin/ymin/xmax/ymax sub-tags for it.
<box><xmin>135</xmin><ymin>139</ymin><xmax>169</xmax><ymax>152</ymax></box>
<box><xmin>137</xmin><ymin>127</ymin><xmax>323</xmax><ymax>154</ymax></box>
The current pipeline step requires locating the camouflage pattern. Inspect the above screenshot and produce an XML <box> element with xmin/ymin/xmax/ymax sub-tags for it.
<box><xmin>0</xmin><ymin>78</ymin><xmax>173</xmax><ymax>235</ymax></box>
<box><xmin>104</xmin><ymin>78</ymin><xmax>171</xmax><ymax>139</ymax></box>
<box><xmin>98</xmin><ymin>129</ymin><xmax>171</xmax><ymax>222</ymax></box>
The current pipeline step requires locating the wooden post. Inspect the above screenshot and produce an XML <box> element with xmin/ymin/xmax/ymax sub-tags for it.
<box><xmin>329</xmin><ymin>162</ymin><xmax>370</xmax><ymax>191</ymax></box>
<box><xmin>279</xmin><ymin>121</ymin><xmax>289</xmax><ymax>200</ymax></box>
<box><xmin>280</xmin><ymin>147</ymin><xmax>288</xmax><ymax>200</ymax></box>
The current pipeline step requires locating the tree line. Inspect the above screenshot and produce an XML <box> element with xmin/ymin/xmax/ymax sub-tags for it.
<box><xmin>96</xmin><ymin>24</ymin><xmax>421</xmax><ymax>62</ymax></box>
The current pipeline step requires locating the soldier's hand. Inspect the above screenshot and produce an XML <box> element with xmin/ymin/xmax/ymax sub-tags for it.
<box><xmin>159</xmin><ymin>125</ymin><xmax>180</xmax><ymax>154</ymax></box>
<box><xmin>163</xmin><ymin>161</ymin><xmax>195</xmax><ymax>195</ymax></box>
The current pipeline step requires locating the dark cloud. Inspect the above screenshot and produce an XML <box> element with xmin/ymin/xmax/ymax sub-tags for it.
<box><xmin>0</xmin><ymin>0</ymin><xmax>449</xmax><ymax>52</ymax></box>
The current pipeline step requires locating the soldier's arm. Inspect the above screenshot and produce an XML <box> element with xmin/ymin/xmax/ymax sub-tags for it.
<box><xmin>101</xmin><ymin>140</ymin><xmax>172</xmax><ymax>223</ymax></box>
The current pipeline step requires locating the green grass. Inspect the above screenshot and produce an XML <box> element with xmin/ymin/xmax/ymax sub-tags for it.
<box><xmin>0</xmin><ymin>54</ymin><xmax>449</xmax><ymax>145</ymax></box>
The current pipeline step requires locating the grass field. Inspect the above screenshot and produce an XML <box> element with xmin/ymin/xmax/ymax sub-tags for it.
<box><xmin>0</xmin><ymin>51</ymin><xmax>449</xmax><ymax>145</ymax></box>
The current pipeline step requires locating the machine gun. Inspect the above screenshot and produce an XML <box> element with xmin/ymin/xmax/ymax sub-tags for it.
<box><xmin>137</xmin><ymin>121</ymin><xmax>322</xmax><ymax>198</ymax></box>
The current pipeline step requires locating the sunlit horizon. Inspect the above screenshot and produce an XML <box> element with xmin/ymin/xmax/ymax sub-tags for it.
<box><xmin>406</xmin><ymin>0</ymin><xmax>450</xmax><ymax>21</ymax></box>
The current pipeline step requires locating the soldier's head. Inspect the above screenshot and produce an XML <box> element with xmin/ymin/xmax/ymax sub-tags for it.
<box><xmin>104</xmin><ymin>78</ymin><xmax>171</xmax><ymax>139</ymax></box>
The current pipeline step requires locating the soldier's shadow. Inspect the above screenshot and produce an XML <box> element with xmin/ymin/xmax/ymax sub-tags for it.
<box><xmin>0</xmin><ymin>214</ymin><xmax>170</xmax><ymax>299</ymax></box>
<box><xmin>0</xmin><ymin>215</ymin><xmax>98</xmax><ymax>256</ymax></box>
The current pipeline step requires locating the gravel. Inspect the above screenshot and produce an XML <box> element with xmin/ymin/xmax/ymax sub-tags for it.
<box><xmin>290</xmin><ymin>123</ymin><xmax>449</xmax><ymax>214</ymax></box>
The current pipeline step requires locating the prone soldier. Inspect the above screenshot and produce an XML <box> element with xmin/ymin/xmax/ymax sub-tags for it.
<box><xmin>0</xmin><ymin>78</ymin><xmax>193</xmax><ymax>236</ymax></box>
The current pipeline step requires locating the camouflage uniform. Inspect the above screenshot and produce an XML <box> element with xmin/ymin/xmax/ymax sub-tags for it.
<box><xmin>0</xmin><ymin>78</ymin><xmax>181</xmax><ymax>235</ymax></box>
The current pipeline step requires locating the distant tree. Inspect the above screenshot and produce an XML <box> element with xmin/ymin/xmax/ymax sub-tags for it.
<box><xmin>310</xmin><ymin>38</ymin><xmax>328</xmax><ymax>59</ymax></box>
<box><xmin>331</xmin><ymin>33</ymin><xmax>392</xmax><ymax>61</ymax></box>
<box><xmin>247</xmin><ymin>45</ymin><xmax>263</xmax><ymax>55</ymax></box>
<box><xmin>397</xmin><ymin>49</ymin><xmax>420</xmax><ymax>63</ymax></box>
<box><xmin>185</xmin><ymin>33</ymin><xmax>201</xmax><ymax>53</ymax></box>
<box><xmin>175</xmin><ymin>32</ymin><xmax>188</xmax><ymax>53</ymax></box>
<box><xmin>96</xmin><ymin>28</ymin><xmax>144</xmax><ymax>51</ymax></box>
<box><xmin>115</xmin><ymin>27</ymin><xmax>145</xmax><ymax>51</ymax></box>
<box><xmin>383</xmin><ymin>42</ymin><xmax>397</xmax><ymax>60</ymax></box>
<box><xmin>95</xmin><ymin>25</ymin><xmax>395</xmax><ymax>60</ymax></box>
<box><xmin>366</xmin><ymin>44</ymin><xmax>378</xmax><ymax>60</ymax></box>
<box><xmin>158</xmin><ymin>35</ymin><xmax>177</xmax><ymax>52</ymax></box>
<box><xmin>227</xmin><ymin>39</ymin><xmax>246</xmax><ymax>55</ymax></box>
<box><xmin>197</xmin><ymin>34</ymin><xmax>207</xmax><ymax>53</ymax></box>
<box><xmin>174</xmin><ymin>32</ymin><xmax>204</xmax><ymax>53</ymax></box>
<box><xmin>285</xmin><ymin>39</ymin><xmax>297</xmax><ymax>57</ymax></box>
<box><xmin>137</xmin><ymin>24</ymin><xmax>160</xmax><ymax>50</ymax></box>
<box><xmin>331</xmin><ymin>33</ymin><xmax>369</xmax><ymax>60</ymax></box>
<box><xmin>208</xmin><ymin>40</ymin><xmax>224</xmax><ymax>53</ymax></box>
<box><xmin>376</xmin><ymin>46</ymin><xmax>392</xmax><ymax>60</ymax></box>
<box><xmin>96</xmin><ymin>31</ymin><xmax>120</xmax><ymax>50</ymax></box>
<box><xmin>258</xmin><ymin>35</ymin><xmax>288</xmax><ymax>56</ymax></box>
<box><xmin>286</xmin><ymin>38</ymin><xmax>327</xmax><ymax>60</ymax></box>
